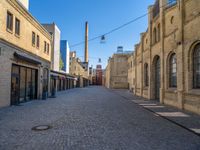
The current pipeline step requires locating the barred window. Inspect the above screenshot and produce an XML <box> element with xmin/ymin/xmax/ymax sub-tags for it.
<box><xmin>193</xmin><ymin>44</ymin><xmax>200</xmax><ymax>88</ymax></box>
<box><xmin>169</xmin><ymin>53</ymin><xmax>177</xmax><ymax>87</ymax></box>
<box><xmin>144</xmin><ymin>63</ymin><xmax>149</xmax><ymax>86</ymax></box>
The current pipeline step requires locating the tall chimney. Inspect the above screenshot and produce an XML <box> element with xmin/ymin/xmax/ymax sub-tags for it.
<box><xmin>85</xmin><ymin>21</ymin><xmax>89</xmax><ymax>63</ymax></box>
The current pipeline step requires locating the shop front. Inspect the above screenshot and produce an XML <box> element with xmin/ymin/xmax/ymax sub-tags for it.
<box><xmin>11</xmin><ymin>64</ymin><xmax>38</xmax><ymax>105</ymax></box>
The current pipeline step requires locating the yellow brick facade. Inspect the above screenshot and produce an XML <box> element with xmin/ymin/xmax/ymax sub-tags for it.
<box><xmin>105</xmin><ymin>53</ymin><xmax>131</xmax><ymax>89</ymax></box>
<box><xmin>0</xmin><ymin>0</ymin><xmax>51</xmax><ymax>62</ymax></box>
<box><xmin>0</xmin><ymin>0</ymin><xmax>52</xmax><ymax>107</ymax></box>
<box><xmin>128</xmin><ymin>0</ymin><xmax>200</xmax><ymax>115</ymax></box>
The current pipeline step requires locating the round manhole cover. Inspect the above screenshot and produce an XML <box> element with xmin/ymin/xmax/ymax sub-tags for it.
<box><xmin>32</xmin><ymin>125</ymin><xmax>52</xmax><ymax>131</ymax></box>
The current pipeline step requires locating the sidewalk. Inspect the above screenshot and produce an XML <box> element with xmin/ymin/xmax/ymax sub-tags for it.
<box><xmin>112</xmin><ymin>89</ymin><xmax>200</xmax><ymax>137</ymax></box>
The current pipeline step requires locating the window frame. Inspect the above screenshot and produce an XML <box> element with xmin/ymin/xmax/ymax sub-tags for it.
<box><xmin>193</xmin><ymin>44</ymin><xmax>200</xmax><ymax>89</ymax></box>
<box><xmin>32</xmin><ymin>32</ymin><xmax>36</xmax><ymax>46</ymax></box>
<box><xmin>44</xmin><ymin>41</ymin><xmax>47</xmax><ymax>53</ymax></box>
<box><xmin>169</xmin><ymin>53</ymin><xmax>177</xmax><ymax>88</ymax></box>
<box><xmin>7</xmin><ymin>11</ymin><xmax>13</xmax><ymax>32</ymax></box>
<box><xmin>36</xmin><ymin>35</ymin><xmax>40</xmax><ymax>48</ymax></box>
<box><xmin>157</xmin><ymin>24</ymin><xmax>160</xmax><ymax>42</ymax></box>
<box><xmin>47</xmin><ymin>43</ymin><xmax>49</xmax><ymax>54</ymax></box>
<box><xmin>153</xmin><ymin>27</ymin><xmax>157</xmax><ymax>44</ymax></box>
<box><xmin>144</xmin><ymin>63</ymin><xmax>149</xmax><ymax>87</ymax></box>
<box><xmin>15</xmin><ymin>17</ymin><xmax>20</xmax><ymax>36</ymax></box>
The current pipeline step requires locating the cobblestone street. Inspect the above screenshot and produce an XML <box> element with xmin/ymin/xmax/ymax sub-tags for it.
<box><xmin>0</xmin><ymin>86</ymin><xmax>200</xmax><ymax>150</ymax></box>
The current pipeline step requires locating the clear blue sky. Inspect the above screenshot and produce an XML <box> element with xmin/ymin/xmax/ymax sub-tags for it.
<box><xmin>29</xmin><ymin>0</ymin><xmax>154</xmax><ymax>69</ymax></box>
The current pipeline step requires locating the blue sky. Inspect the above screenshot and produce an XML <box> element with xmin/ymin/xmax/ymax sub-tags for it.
<box><xmin>29</xmin><ymin>0</ymin><xmax>154</xmax><ymax>69</ymax></box>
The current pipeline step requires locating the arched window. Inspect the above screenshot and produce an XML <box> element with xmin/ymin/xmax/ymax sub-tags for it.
<box><xmin>169</xmin><ymin>53</ymin><xmax>177</xmax><ymax>87</ymax></box>
<box><xmin>157</xmin><ymin>24</ymin><xmax>160</xmax><ymax>41</ymax></box>
<box><xmin>153</xmin><ymin>27</ymin><xmax>157</xmax><ymax>44</ymax></box>
<box><xmin>144</xmin><ymin>63</ymin><xmax>149</xmax><ymax>86</ymax></box>
<box><xmin>193</xmin><ymin>44</ymin><xmax>200</xmax><ymax>88</ymax></box>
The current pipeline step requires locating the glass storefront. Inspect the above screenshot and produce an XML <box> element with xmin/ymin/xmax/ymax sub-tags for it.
<box><xmin>11</xmin><ymin>64</ymin><xmax>38</xmax><ymax>105</ymax></box>
<box><xmin>20</xmin><ymin>67</ymin><xmax>26</xmax><ymax>102</ymax></box>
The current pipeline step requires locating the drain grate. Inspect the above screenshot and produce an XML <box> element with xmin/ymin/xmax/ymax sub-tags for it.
<box><xmin>32</xmin><ymin>125</ymin><xmax>52</xmax><ymax>131</ymax></box>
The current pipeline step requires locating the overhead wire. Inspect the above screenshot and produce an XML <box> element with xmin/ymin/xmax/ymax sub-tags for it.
<box><xmin>70</xmin><ymin>0</ymin><xmax>176</xmax><ymax>48</ymax></box>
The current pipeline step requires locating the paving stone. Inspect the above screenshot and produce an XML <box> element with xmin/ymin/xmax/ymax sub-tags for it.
<box><xmin>0</xmin><ymin>87</ymin><xmax>199</xmax><ymax>150</ymax></box>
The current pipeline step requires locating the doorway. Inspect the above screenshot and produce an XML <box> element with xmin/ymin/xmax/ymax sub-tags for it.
<box><xmin>11</xmin><ymin>65</ymin><xmax>20</xmax><ymax>105</ymax></box>
<box><xmin>11</xmin><ymin>64</ymin><xmax>38</xmax><ymax>105</ymax></box>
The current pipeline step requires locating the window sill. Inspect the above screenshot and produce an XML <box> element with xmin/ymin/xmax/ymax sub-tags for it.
<box><xmin>6</xmin><ymin>28</ymin><xmax>13</xmax><ymax>34</ymax></box>
<box><xmin>151</xmin><ymin>40</ymin><xmax>160</xmax><ymax>46</ymax></box>
<box><xmin>15</xmin><ymin>34</ymin><xmax>20</xmax><ymax>38</ymax></box>
<box><xmin>166</xmin><ymin>88</ymin><xmax>177</xmax><ymax>93</ymax></box>
<box><xmin>187</xmin><ymin>89</ymin><xmax>200</xmax><ymax>96</ymax></box>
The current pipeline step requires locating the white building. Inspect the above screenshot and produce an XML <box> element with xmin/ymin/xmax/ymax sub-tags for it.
<box><xmin>17</xmin><ymin>0</ymin><xmax>29</xmax><ymax>10</ymax></box>
<box><xmin>42</xmin><ymin>23</ymin><xmax>61</xmax><ymax>72</ymax></box>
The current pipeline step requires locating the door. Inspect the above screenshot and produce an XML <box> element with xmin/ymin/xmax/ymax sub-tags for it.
<box><xmin>11</xmin><ymin>65</ymin><xmax>20</xmax><ymax>105</ymax></box>
<box><xmin>26</xmin><ymin>68</ymin><xmax>32</xmax><ymax>101</ymax></box>
<box><xmin>155</xmin><ymin>57</ymin><xmax>160</xmax><ymax>100</ymax></box>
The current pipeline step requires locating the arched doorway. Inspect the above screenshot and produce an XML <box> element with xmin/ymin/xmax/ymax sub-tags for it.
<box><xmin>154</xmin><ymin>56</ymin><xmax>160</xmax><ymax>100</ymax></box>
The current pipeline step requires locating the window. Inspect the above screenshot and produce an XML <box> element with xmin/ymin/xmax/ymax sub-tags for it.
<box><xmin>44</xmin><ymin>41</ymin><xmax>47</xmax><ymax>53</ymax></box>
<box><xmin>153</xmin><ymin>27</ymin><xmax>157</xmax><ymax>44</ymax></box>
<box><xmin>36</xmin><ymin>35</ymin><xmax>40</xmax><ymax>48</ymax></box>
<box><xmin>153</xmin><ymin>0</ymin><xmax>160</xmax><ymax>18</ymax></box>
<box><xmin>169</xmin><ymin>53</ymin><xmax>177</xmax><ymax>87</ymax></box>
<box><xmin>47</xmin><ymin>43</ymin><xmax>49</xmax><ymax>54</ymax></box>
<box><xmin>32</xmin><ymin>32</ymin><xmax>36</xmax><ymax>46</ymax></box>
<box><xmin>7</xmin><ymin>11</ymin><xmax>13</xmax><ymax>31</ymax></box>
<box><xmin>144</xmin><ymin>63</ymin><xmax>149</xmax><ymax>86</ymax></box>
<box><xmin>15</xmin><ymin>18</ymin><xmax>20</xmax><ymax>36</ymax></box>
<box><xmin>157</xmin><ymin>24</ymin><xmax>160</xmax><ymax>41</ymax></box>
<box><xmin>171</xmin><ymin>16</ymin><xmax>174</xmax><ymax>24</ymax></box>
<box><xmin>193</xmin><ymin>44</ymin><xmax>200</xmax><ymax>88</ymax></box>
<box><xmin>168</xmin><ymin>0</ymin><xmax>177</xmax><ymax>7</ymax></box>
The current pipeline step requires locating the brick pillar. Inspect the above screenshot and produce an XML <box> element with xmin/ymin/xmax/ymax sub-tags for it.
<box><xmin>148</xmin><ymin>5</ymin><xmax>153</xmax><ymax>99</ymax></box>
<box><xmin>177</xmin><ymin>0</ymin><xmax>184</xmax><ymax>109</ymax></box>
<box><xmin>159</xmin><ymin>0</ymin><xmax>167</xmax><ymax>104</ymax></box>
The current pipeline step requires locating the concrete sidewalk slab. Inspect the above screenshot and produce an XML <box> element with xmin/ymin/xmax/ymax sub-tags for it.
<box><xmin>112</xmin><ymin>89</ymin><xmax>200</xmax><ymax>136</ymax></box>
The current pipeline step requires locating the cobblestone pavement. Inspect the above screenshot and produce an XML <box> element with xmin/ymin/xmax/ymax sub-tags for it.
<box><xmin>0</xmin><ymin>86</ymin><xmax>200</xmax><ymax>150</ymax></box>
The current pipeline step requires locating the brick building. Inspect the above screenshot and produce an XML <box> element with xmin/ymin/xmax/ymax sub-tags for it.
<box><xmin>105</xmin><ymin>47</ymin><xmax>132</xmax><ymax>89</ymax></box>
<box><xmin>92</xmin><ymin>65</ymin><xmax>103</xmax><ymax>86</ymax></box>
<box><xmin>127</xmin><ymin>0</ymin><xmax>200</xmax><ymax>115</ymax></box>
<box><xmin>69</xmin><ymin>51</ymin><xmax>89</xmax><ymax>87</ymax></box>
<box><xmin>0</xmin><ymin>0</ymin><xmax>52</xmax><ymax>107</ymax></box>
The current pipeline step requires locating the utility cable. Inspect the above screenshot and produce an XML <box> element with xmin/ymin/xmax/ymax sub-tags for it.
<box><xmin>70</xmin><ymin>0</ymin><xmax>176</xmax><ymax>48</ymax></box>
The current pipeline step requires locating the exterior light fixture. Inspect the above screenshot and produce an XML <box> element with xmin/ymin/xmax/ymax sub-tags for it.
<box><xmin>101</xmin><ymin>35</ymin><xmax>106</xmax><ymax>43</ymax></box>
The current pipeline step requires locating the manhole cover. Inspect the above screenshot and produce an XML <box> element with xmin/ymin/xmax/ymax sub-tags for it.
<box><xmin>32</xmin><ymin>125</ymin><xmax>52</xmax><ymax>131</ymax></box>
